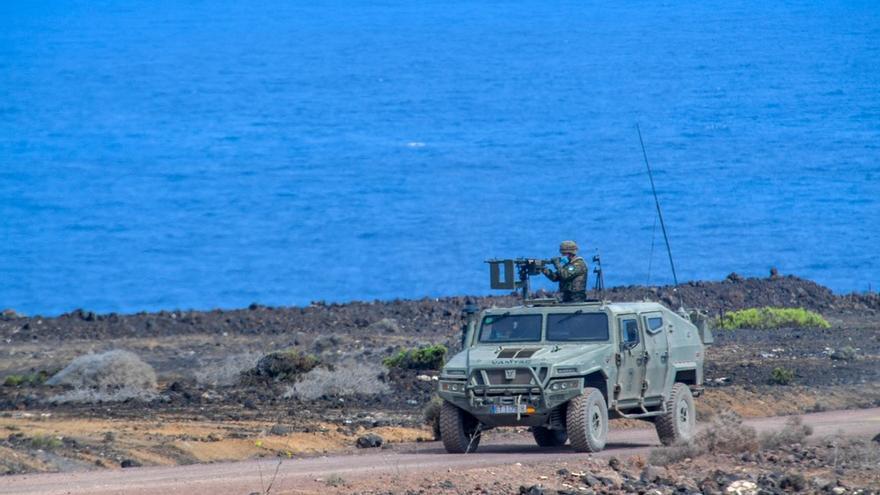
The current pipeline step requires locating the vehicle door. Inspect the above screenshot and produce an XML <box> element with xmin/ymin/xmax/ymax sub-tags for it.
<box><xmin>615</xmin><ymin>314</ymin><xmax>646</xmax><ymax>401</ymax></box>
<box><xmin>641</xmin><ymin>312</ymin><xmax>669</xmax><ymax>399</ymax></box>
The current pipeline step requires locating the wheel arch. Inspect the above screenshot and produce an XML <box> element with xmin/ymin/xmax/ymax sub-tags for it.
<box><xmin>580</xmin><ymin>367</ymin><xmax>610</xmax><ymax>403</ymax></box>
<box><xmin>673</xmin><ymin>368</ymin><xmax>697</xmax><ymax>386</ymax></box>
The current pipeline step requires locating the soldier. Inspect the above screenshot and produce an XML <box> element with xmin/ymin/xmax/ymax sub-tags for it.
<box><xmin>542</xmin><ymin>240</ymin><xmax>588</xmax><ymax>302</ymax></box>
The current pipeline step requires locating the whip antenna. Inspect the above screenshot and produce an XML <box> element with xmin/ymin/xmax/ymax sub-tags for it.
<box><xmin>637</xmin><ymin>123</ymin><xmax>678</xmax><ymax>287</ymax></box>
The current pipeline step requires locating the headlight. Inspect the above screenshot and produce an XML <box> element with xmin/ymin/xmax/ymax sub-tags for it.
<box><xmin>444</xmin><ymin>369</ymin><xmax>467</xmax><ymax>377</ymax></box>
<box><xmin>440</xmin><ymin>381</ymin><xmax>467</xmax><ymax>393</ymax></box>
<box><xmin>548</xmin><ymin>379</ymin><xmax>581</xmax><ymax>391</ymax></box>
<box><xmin>556</xmin><ymin>367</ymin><xmax>578</xmax><ymax>374</ymax></box>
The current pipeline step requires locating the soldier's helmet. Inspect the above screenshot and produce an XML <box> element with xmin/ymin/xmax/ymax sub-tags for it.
<box><xmin>559</xmin><ymin>240</ymin><xmax>579</xmax><ymax>254</ymax></box>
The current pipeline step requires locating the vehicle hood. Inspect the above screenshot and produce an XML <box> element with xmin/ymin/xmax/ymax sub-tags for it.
<box><xmin>444</xmin><ymin>343</ymin><xmax>614</xmax><ymax>371</ymax></box>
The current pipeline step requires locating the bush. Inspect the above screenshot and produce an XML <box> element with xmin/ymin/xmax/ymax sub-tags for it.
<box><xmin>829</xmin><ymin>346</ymin><xmax>858</xmax><ymax>361</ymax></box>
<box><xmin>649</xmin><ymin>411</ymin><xmax>758</xmax><ymax>466</ymax></box>
<box><xmin>760</xmin><ymin>416</ymin><xmax>812</xmax><ymax>450</ymax></box>
<box><xmin>3</xmin><ymin>371</ymin><xmax>50</xmax><ymax>387</ymax></box>
<box><xmin>28</xmin><ymin>435</ymin><xmax>62</xmax><ymax>451</ymax></box>
<box><xmin>50</xmin><ymin>388</ymin><xmax>156</xmax><ymax>404</ymax></box>
<box><xmin>194</xmin><ymin>352</ymin><xmax>261</xmax><ymax>387</ymax></box>
<box><xmin>422</xmin><ymin>397</ymin><xmax>443</xmax><ymax>440</ymax></box>
<box><xmin>383</xmin><ymin>344</ymin><xmax>447</xmax><ymax>370</ymax></box>
<box><xmin>821</xmin><ymin>435</ymin><xmax>880</xmax><ymax>469</ymax></box>
<box><xmin>368</xmin><ymin>318</ymin><xmax>401</xmax><ymax>333</ymax></box>
<box><xmin>247</xmin><ymin>349</ymin><xmax>320</xmax><ymax>382</ymax></box>
<box><xmin>324</xmin><ymin>474</ymin><xmax>345</xmax><ymax>487</ymax></box>
<box><xmin>717</xmin><ymin>307</ymin><xmax>830</xmax><ymax>330</ymax></box>
<box><xmin>284</xmin><ymin>361</ymin><xmax>389</xmax><ymax>400</ymax></box>
<box><xmin>46</xmin><ymin>350</ymin><xmax>156</xmax><ymax>393</ymax></box>
<box><xmin>770</xmin><ymin>367</ymin><xmax>795</xmax><ymax>385</ymax></box>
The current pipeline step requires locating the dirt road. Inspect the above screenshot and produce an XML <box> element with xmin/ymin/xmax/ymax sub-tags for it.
<box><xmin>3</xmin><ymin>407</ymin><xmax>879</xmax><ymax>495</ymax></box>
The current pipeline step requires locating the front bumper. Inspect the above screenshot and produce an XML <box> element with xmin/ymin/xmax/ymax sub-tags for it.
<box><xmin>437</xmin><ymin>379</ymin><xmax>583</xmax><ymax>420</ymax></box>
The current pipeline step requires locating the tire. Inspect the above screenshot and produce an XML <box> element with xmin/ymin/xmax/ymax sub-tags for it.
<box><xmin>431</xmin><ymin>414</ymin><xmax>441</xmax><ymax>441</ymax></box>
<box><xmin>532</xmin><ymin>426</ymin><xmax>568</xmax><ymax>447</ymax></box>
<box><xmin>439</xmin><ymin>401</ymin><xmax>482</xmax><ymax>453</ymax></box>
<box><xmin>655</xmin><ymin>382</ymin><xmax>696</xmax><ymax>446</ymax></box>
<box><xmin>566</xmin><ymin>388</ymin><xmax>608</xmax><ymax>452</ymax></box>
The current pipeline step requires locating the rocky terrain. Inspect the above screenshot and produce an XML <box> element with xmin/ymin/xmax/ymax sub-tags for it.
<box><xmin>0</xmin><ymin>272</ymin><xmax>879</xmax><ymax>490</ymax></box>
<box><xmin>338</xmin><ymin>437</ymin><xmax>880</xmax><ymax>495</ymax></box>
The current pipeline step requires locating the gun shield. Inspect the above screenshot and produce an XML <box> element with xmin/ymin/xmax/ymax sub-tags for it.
<box><xmin>488</xmin><ymin>259</ymin><xmax>516</xmax><ymax>290</ymax></box>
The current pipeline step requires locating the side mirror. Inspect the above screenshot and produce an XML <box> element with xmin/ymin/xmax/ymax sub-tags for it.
<box><xmin>460</xmin><ymin>302</ymin><xmax>479</xmax><ymax>349</ymax></box>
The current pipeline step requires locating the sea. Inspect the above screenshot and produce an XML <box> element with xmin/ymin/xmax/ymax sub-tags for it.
<box><xmin>1</xmin><ymin>1</ymin><xmax>879</xmax><ymax>316</ymax></box>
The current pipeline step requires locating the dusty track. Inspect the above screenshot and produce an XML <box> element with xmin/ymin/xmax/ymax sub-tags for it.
<box><xmin>3</xmin><ymin>407</ymin><xmax>878</xmax><ymax>495</ymax></box>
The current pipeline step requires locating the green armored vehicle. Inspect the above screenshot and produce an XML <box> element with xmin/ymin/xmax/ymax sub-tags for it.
<box><xmin>436</xmin><ymin>259</ymin><xmax>713</xmax><ymax>453</ymax></box>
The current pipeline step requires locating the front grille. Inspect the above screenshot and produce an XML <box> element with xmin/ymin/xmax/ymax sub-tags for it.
<box><xmin>474</xmin><ymin>368</ymin><xmax>536</xmax><ymax>386</ymax></box>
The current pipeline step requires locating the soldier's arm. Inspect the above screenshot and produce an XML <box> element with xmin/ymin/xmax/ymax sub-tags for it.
<box><xmin>542</xmin><ymin>267</ymin><xmax>559</xmax><ymax>282</ymax></box>
<box><xmin>557</xmin><ymin>259</ymin><xmax>587</xmax><ymax>281</ymax></box>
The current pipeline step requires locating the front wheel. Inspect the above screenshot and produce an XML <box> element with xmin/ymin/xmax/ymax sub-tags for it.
<box><xmin>566</xmin><ymin>388</ymin><xmax>608</xmax><ymax>452</ymax></box>
<box><xmin>439</xmin><ymin>401</ymin><xmax>482</xmax><ymax>453</ymax></box>
<box><xmin>532</xmin><ymin>426</ymin><xmax>568</xmax><ymax>447</ymax></box>
<box><xmin>655</xmin><ymin>382</ymin><xmax>696</xmax><ymax>445</ymax></box>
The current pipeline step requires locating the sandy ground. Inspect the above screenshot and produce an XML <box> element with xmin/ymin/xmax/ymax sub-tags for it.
<box><xmin>2</xmin><ymin>407</ymin><xmax>878</xmax><ymax>495</ymax></box>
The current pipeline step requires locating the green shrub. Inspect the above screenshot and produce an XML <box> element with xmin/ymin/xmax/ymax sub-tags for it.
<box><xmin>383</xmin><ymin>344</ymin><xmax>447</xmax><ymax>370</ymax></box>
<box><xmin>770</xmin><ymin>367</ymin><xmax>794</xmax><ymax>385</ymax></box>
<box><xmin>29</xmin><ymin>435</ymin><xmax>63</xmax><ymax>451</ymax></box>
<box><xmin>3</xmin><ymin>371</ymin><xmax>50</xmax><ymax>387</ymax></box>
<box><xmin>717</xmin><ymin>307</ymin><xmax>830</xmax><ymax>330</ymax></box>
<box><xmin>3</xmin><ymin>375</ymin><xmax>25</xmax><ymax>387</ymax></box>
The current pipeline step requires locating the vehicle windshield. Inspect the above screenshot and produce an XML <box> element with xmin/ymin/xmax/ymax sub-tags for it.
<box><xmin>479</xmin><ymin>314</ymin><xmax>542</xmax><ymax>343</ymax></box>
<box><xmin>546</xmin><ymin>312</ymin><xmax>609</xmax><ymax>341</ymax></box>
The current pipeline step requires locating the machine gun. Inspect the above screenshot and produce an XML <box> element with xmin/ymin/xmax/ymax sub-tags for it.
<box><xmin>488</xmin><ymin>254</ymin><xmax>606</xmax><ymax>302</ymax></box>
<box><xmin>486</xmin><ymin>258</ymin><xmax>555</xmax><ymax>301</ymax></box>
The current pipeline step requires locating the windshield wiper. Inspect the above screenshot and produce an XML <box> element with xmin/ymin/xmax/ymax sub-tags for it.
<box><xmin>555</xmin><ymin>310</ymin><xmax>583</xmax><ymax>324</ymax></box>
<box><xmin>485</xmin><ymin>311</ymin><xmax>512</xmax><ymax>324</ymax></box>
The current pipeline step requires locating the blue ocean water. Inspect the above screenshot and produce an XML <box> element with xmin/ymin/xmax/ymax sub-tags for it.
<box><xmin>1</xmin><ymin>1</ymin><xmax>879</xmax><ymax>315</ymax></box>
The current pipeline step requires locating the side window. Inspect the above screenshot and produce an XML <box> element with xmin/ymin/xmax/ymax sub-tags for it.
<box><xmin>646</xmin><ymin>316</ymin><xmax>663</xmax><ymax>335</ymax></box>
<box><xmin>620</xmin><ymin>318</ymin><xmax>640</xmax><ymax>348</ymax></box>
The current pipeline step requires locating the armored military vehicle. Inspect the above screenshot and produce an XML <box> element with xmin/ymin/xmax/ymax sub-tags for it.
<box><xmin>436</xmin><ymin>258</ymin><xmax>713</xmax><ymax>453</ymax></box>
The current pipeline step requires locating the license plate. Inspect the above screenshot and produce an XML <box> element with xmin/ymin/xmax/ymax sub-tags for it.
<box><xmin>489</xmin><ymin>404</ymin><xmax>527</xmax><ymax>414</ymax></box>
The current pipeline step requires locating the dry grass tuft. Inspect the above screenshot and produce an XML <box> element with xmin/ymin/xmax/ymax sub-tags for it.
<box><xmin>46</xmin><ymin>350</ymin><xmax>157</xmax><ymax>403</ymax></box>
<box><xmin>284</xmin><ymin>360</ymin><xmax>389</xmax><ymax>400</ymax></box>
<box><xmin>368</xmin><ymin>318</ymin><xmax>401</xmax><ymax>333</ymax></box>
<box><xmin>760</xmin><ymin>416</ymin><xmax>813</xmax><ymax>450</ymax></box>
<box><xmin>821</xmin><ymin>434</ymin><xmax>880</xmax><ymax>470</ymax></box>
<box><xmin>650</xmin><ymin>410</ymin><xmax>758</xmax><ymax>466</ymax></box>
<box><xmin>422</xmin><ymin>398</ymin><xmax>442</xmax><ymax>440</ymax></box>
<box><xmin>194</xmin><ymin>352</ymin><xmax>261</xmax><ymax>387</ymax></box>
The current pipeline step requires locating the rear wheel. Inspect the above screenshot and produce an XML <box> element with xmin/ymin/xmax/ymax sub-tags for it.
<box><xmin>439</xmin><ymin>401</ymin><xmax>482</xmax><ymax>453</ymax></box>
<box><xmin>532</xmin><ymin>426</ymin><xmax>568</xmax><ymax>447</ymax></box>
<box><xmin>566</xmin><ymin>388</ymin><xmax>608</xmax><ymax>452</ymax></box>
<box><xmin>655</xmin><ymin>382</ymin><xmax>696</xmax><ymax>445</ymax></box>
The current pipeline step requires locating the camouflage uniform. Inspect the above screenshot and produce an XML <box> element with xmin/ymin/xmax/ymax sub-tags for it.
<box><xmin>543</xmin><ymin>241</ymin><xmax>588</xmax><ymax>302</ymax></box>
